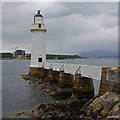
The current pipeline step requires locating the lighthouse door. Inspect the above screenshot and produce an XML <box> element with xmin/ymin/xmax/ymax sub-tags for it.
<box><xmin>38</xmin><ymin>57</ymin><xmax>42</xmax><ymax>62</ymax></box>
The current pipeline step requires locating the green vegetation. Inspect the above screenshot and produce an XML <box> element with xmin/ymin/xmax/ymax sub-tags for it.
<box><xmin>0</xmin><ymin>52</ymin><xmax>84</xmax><ymax>60</ymax></box>
<box><xmin>0</xmin><ymin>53</ymin><xmax>14</xmax><ymax>59</ymax></box>
<box><xmin>46</xmin><ymin>54</ymin><xmax>82</xmax><ymax>59</ymax></box>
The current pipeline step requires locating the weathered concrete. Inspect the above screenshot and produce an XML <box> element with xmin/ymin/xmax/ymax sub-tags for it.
<box><xmin>51</xmin><ymin>70</ymin><xmax>60</xmax><ymax>83</ymax></box>
<box><xmin>29</xmin><ymin>67</ymin><xmax>49</xmax><ymax>79</ymax></box>
<box><xmin>58</xmin><ymin>71</ymin><xmax>74</xmax><ymax>87</ymax></box>
<box><xmin>23</xmin><ymin>66</ymin><xmax>95</xmax><ymax>96</ymax></box>
<box><xmin>106</xmin><ymin>68</ymin><xmax>120</xmax><ymax>93</ymax></box>
<box><xmin>99</xmin><ymin>67</ymin><xmax>120</xmax><ymax>95</ymax></box>
<box><xmin>47</xmin><ymin>68</ymin><xmax>53</xmax><ymax>83</ymax></box>
<box><xmin>99</xmin><ymin>67</ymin><xmax>111</xmax><ymax>94</ymax></box>
<box><xmin>29</xmin><ymin>67</ymin><xmax>42</xmax><ymax>77</ymax></box>
<box><xmin>73</xmin><ymin>73</ymin><xmax>94</xmax><ymax>99</ymax></box>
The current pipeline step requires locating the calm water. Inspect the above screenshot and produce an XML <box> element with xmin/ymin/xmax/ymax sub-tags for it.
<box><xmin>2</xmin><ymin>58</ymin><xmax>118</xmax><ymax>118</ymax></box>
<box><xmin>2</xmin><ymin>60</ymin><xmax>55</xmax><ymax>118</ymax></box>
<box><xmin>48</xmin><ymin>58</ymin><xmax>118</xmax><ymax>67</ymax></box>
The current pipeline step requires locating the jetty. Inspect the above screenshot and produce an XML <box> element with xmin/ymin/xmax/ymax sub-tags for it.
<box><xmin>21</xmin><ymin>62</ymin><xmax>120</xmax><ymax>98</ymax></box>
<box><xmin>20</xmin><ymin>64</ymin><xmax>120</xmax><ymax>119</ymax></box>
<box><xmin>31</xmin><ymin>62</ymin><xmax>102</xmax><ymax>80</ymax></box>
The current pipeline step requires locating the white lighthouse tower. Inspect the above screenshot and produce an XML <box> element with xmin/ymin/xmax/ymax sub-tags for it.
<box><xmin>30</xmin><ymin>10</ymin><xmax>47</xmax><ymax>67</ymax></box>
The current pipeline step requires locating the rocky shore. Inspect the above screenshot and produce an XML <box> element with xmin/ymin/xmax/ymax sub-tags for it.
<box><xmin>21</xmin><ymin>74</ymin><xmax>71</xmax><ymax>95</ymax></box>
<box><xmin>21</xmin><ymin>69</ymin><xmax>94</xmax><ymax>99</ymax></box>
<box><xmin>17</xmin><ymin>92</ymin><xmax>120</xmax><ymax>120</ymax></box>
<box><xmin>18</xmin><ymin>67</ymin><xmax>120</xmax><ymax>119</ymax></box>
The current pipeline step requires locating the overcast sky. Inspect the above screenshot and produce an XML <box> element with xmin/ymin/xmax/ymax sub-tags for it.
<box><xmin>2</xmin><ymin>2</ymin><xmax>118</xmax><ymax>54</ymax></box>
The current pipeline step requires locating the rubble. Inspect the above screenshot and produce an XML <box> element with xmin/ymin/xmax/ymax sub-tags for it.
<box><xmin>17</xmin><ymin>92</ymin><xmax>120</xmax><ymax>119</ymax></box>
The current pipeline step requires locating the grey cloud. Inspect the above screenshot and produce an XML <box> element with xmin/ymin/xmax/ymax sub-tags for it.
<box><xmin>49</xmin><ymin>2</ymin><xmax>117</xmax><ymax>18</ymax></box>
<box><xmin>2</xmin><ymin>2</ymin><xmax>118</xmax><ymax>54</ymax></box>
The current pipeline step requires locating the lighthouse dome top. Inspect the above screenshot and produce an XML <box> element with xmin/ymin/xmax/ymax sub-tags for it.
<box><xmin>34</xmin><ymin>10</ymin><xmax>43</xmax><ymax>17</ymax></box>
<box><xmin>34</xmin><ymin>10</ymin><xmax>44</xmax><ymax>23</ymax></box>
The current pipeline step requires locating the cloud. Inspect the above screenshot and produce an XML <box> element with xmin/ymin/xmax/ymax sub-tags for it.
<box><xmin>2</xmin><ymin>2</ymin><xmax>118</xmax><ymax>54</ymax></box>
<box><xmin>0</xmin><ymin>2</ymin><xmax>2</xmax><ymax>52</ymax></box>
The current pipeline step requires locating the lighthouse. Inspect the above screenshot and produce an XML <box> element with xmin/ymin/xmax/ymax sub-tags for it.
<box><xmin>30</xmin><ymin>10</ymin><xmax>47</xmax><ymax>67</ymax></box>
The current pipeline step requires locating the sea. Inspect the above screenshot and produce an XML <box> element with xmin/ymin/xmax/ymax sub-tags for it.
<box><xmin>1</xmin><ymin>58</ymin><xmax>118</xmax><ymax>118</ymax></box>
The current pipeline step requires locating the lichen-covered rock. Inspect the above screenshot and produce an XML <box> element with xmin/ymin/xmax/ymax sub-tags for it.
<box><xmin>16</xmin><ymin>91</ymin><xmax>120</xmax><ymax>119</ymax></box>
<box><xmin>106</xmin><ymin>116</ymin><xmax>120</xmax><ymax>120</ymax></box>
<box><xmin>107</xmin><ymin>101</ymin><xmax>120</xmax><ymax>119</ymax></box>
<box><xmin>85</xmin><ymin>92</ymin><xmax>120</xmax><ymax>119</ymax></box>
<box><xmin>19</xmin><ymin>99</ymin><xmax>87</xmax><ymax>119</ymax></box>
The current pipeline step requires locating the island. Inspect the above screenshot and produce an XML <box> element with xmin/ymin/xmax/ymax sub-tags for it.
<box><xmin>0</xmin><ymin>52</ymin><xmax>86</xmax><ymax>60</ymax></box>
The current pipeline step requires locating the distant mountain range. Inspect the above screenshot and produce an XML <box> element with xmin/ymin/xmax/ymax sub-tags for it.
<box><xmin>79</xmin><ymin>49</ymin><xmax>118</xmax><ymax>58</ymax></box>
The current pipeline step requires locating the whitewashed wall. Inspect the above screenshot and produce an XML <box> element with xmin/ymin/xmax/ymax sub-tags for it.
<box><xmin>45</xmin><ymin>62</ymin><xmax>102</xmax><ymax>80</ymax></box>
<box><xmin>31</xmin><ymin>31</ymin><xmax>46</xmax><ymax>66</ymax></box>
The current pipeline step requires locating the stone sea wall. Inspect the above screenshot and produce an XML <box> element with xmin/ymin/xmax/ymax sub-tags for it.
<box><xmin>99</xmin><ymin>67</ymin><xmax>120</xmax><ymax>95</ymax></box>
<box><xmin>19</xmin><ymin>66</ymin><xmax>120</xmax><ymax>119</ymax></box>
<box><xmin>22</xmin><ymin>67</ymin><xmax>94</xmax><ymax>99</ymax></box>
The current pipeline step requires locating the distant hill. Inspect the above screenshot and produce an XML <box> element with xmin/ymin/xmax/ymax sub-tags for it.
<box><xmin>79</xmin><ymin>49</ymin><xmax>118</xmax><ymax>58</ymax></box>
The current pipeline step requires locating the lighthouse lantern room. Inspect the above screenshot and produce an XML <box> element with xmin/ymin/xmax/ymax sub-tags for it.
<box><xmin>30</xmin><ymin>10</ymin><xmax>47</xmax><ymax>67</ymax></box>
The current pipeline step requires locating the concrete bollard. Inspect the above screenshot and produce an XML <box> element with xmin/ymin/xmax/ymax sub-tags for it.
<box><xmin>65</xmin><ymin>73</ymin><xmax>74</xmax><ymax>86</ymax></box>
<box><xmin>73</xmin><ymin>73</ymin><xmax>94</xmax><ymax>99</ymax></box>
<box><xmin>44</xmin><ymin>69</ymin><xmax>49</xmax><ymax>76</ymax></box>
<box><xmin>40</xmin><ymin>67</ymin><xmax>45</xmax><ymax>78</ymax></box>
<box><xmin>50</xmin><ymin>70</ymin><xmax>59</xmax><ymax>83</ymax></box>
<box><xmin>29</xmin><ymin>67</ymin><xmax>49</xmax><ymax>79</ymax></box>
<box><xmin>47</xmin><ymin>69</ymin><xmax>53</xmax><ymax>83</ymax></box>
<box><xmin>58</xmin><ymin>71</ymin><xmax>74</xmax><ymax>87</ymax></box>
<box><xmin>49</xmin><ymin>68</ymin><xmax>53</xmax><ymax>75</ymax></box>
<box><xmin>29</xmin><ymin>67</ymin><xmax>41</xmax><ymax>78</ymax></box>
<box><xmin>74</xmin><ymin>73</ymin><xmax>82</xmax><ymax>88</ymax></box>
<box><xmin>89</xmin><ymin>78</ymin><xmax>94</xmax><ymax>92</ymax></box>
<box><xmin>44</xmin><ymin>68</ymin><xmax>49</xmax><ymax>81</ymax></box>
<box><xmin>99</xmin><ymin>67</ymin><xmax>111</xmax><ymax>95</ymax></box>
<box><xmin>59</xmin><ymin>70</ymin><xmax>65</xmax><ymax>86</ymax></box>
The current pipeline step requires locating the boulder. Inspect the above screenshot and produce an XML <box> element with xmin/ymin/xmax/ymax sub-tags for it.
<box><xmin>85</xmin><ymin>92</ymin><xmax>120</xmax><ymax>119</ymax></box>
<box><xmin>106</xmin><ymin>116</ymin><xmax>120</xmax><ymax>120</ymax></box>
<box><xmin>107</xmin><ymin>101</ymin><xmax>120</xmax><ymax>117</ymax></box>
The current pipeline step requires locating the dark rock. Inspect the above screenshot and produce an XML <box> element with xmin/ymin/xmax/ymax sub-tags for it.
<box><xmin>24</xmin><ymin>99</ymin><xmax>88</xmax><ymax>119</ymax></box>
<box><xmin>85</xmin><ymin>92</ymin><xmax>120</xmax><ymax>119</ymax></box>
<box><xmin>107</xmin><ymin>101</ymin><xmax>120</xmax><ymax>117</ymax></box>
<box><xmin>106</xmin><ymin>116</ymin><xmax>120</xmax><ymax>120</ymax></box>
<box><xmin>84</xmin><ymin>117</ymin><xmax>95</xmax><ymax>120</ymax></box>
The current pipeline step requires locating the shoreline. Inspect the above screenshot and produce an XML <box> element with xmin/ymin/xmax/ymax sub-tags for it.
<box><xmin>18</xmin><ymin>67</ymin><xmax>120</xmax><ymax>119</ymax></box>
<box><xmin>17</xmin><ymin>92</ymin><xmax>120</xmax><ymax>119</ymax></box>
<box><xmin>0</xmin><ymin>57</ymin><xmax>87</xmax><ymax>60</ymax></box>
